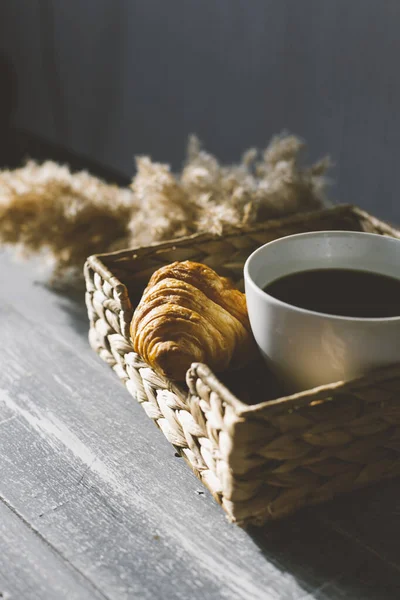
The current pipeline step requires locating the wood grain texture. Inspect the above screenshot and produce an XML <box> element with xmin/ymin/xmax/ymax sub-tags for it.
<box><xmin>2</xmin><ymin>1</ymin><xmax>400</xmax><ymax>222</ymax></box>
<box><xmin>1</xmin><ymin>254</ymin><xmax>400</xmax><ymax>599</ymax></box>
<box><xmin>0</xmin><ymin>499</ymin><xmax>105</xmax><ymax>600</ymax></box>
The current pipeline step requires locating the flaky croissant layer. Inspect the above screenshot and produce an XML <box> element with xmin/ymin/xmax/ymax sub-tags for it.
<box><xmin>130</xmin><ymin>261</ymin><xmax>256</xmax><ymax>380</ymax></box>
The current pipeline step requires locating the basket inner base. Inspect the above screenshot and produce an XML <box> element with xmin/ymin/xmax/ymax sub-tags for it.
<box><xmin>218</xmin><ymin>357</ymin><xmax>286</xmax><ymax>404</ymax></box>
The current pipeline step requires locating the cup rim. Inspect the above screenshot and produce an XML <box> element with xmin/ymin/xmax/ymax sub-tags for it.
<box><xmin>243</xmin><ymin>229</ymin><xmax>400</xmax><ymax>323</ymax></box>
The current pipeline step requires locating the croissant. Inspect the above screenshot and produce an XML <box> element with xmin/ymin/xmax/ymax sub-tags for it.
<box><xmin>130</xmin><ymin>261</ymin><xmax>256</xmax><ymax>380</ymax></box>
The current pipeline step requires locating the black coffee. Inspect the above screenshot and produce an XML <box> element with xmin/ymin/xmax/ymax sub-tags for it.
<box><xmin>263</xmin><ymin>268</ymin><xmax>400</xmax><ymax>318</ymax></box>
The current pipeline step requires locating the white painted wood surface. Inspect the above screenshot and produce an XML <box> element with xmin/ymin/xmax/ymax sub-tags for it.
<box><xmin>1</xmin><ymin>250</ymin><xmax>400</xmax><ymax>599</ymax></box>
<box><xmin>0</xmin><ymin>500</ymin><xmax>104</xmax><ymax>600</ymax></box>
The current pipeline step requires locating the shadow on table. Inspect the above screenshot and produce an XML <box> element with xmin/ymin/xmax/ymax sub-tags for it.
<box><xmin>247</xmin><ymin>481</ymin><xmax>400</xmax><ymax>599</ymax></box>
<box><xmin>36</xmin><ymin>278</ymin><xmax>90</xmax><ymax>339</ymax></box>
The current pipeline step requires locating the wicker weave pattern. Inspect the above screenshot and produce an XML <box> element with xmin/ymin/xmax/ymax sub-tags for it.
<box><xmin>85</xmin><ymin>261</ymin><xmax>225</xmax><ymax>500</ymax></box>
<box><xmin>85</xmin><ymin>205</ymin><xmax>400</xmax><ymax>525</ymax></box>
<box><xmin>187</xmin><ymin>364</ymin><xmax>400</xmax><ymax>523</ymax></box>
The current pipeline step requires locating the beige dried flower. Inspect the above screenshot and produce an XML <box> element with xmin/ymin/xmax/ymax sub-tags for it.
<box><xmin>128</xmin><ymin>157</ymin><xmax>194</xmax><ymax>245</ymax></box>
<box><xmin>0</xmin><ymin>133</ymin><xmax>331</xmax><ymax>280</ymax></box>
<box><xmin>0</xmin><ymin>161</ymin><xmax>135</xmax><ymax>276</ymax></box>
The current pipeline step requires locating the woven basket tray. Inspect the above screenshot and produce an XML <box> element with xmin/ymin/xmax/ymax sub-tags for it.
<box><xmin>84</xmin><ymin>204</ymin><xmax>400</xmax><ymax>526</ymax></box>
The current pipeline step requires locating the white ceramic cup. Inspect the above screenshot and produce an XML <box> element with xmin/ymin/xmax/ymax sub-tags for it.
<box><xmin>244</xmin><ymin>230</ymin><xmax>400</xmax><ymax>392</ymax></box>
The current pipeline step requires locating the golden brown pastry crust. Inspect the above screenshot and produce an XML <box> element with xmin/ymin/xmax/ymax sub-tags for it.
<box><xmin>130</xmin><ymin>261</ymin><xmax>256</xmax><ymax>380</ymax></box>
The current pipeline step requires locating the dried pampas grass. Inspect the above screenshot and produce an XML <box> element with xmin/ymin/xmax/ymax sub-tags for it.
<box><xmin>0</xmin><ymin>161</ymin><xmax>135</xmax><ymax>277</ymax></box>
<box><xmin>0</xmin><ymin>134</ymin><xmax>331</xmax><ymax>279</ymax></box>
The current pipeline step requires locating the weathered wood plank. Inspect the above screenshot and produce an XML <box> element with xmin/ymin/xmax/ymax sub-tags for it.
<box><xmin>250</xmin><ymin>513</ymin><xmax>400</xmax><ymax>600</ymax></box>
<box><xmin>315</xmin><ymin>481</ymin><xmax>400</xmax><ymax>574</ymax></box>
<box><xmin>0</xmin><ymin>300</ymin><xmax>290</xmax><ymax>600</ymax></box>
<box><xmin>0</xmin><ymin>498</ymin><xmax>105</xmax><ymax>600</ymax></box>
<box><xmin>1</xmin><ymin>250</ymin><xmax>400</xmax><ymax>599</ymax></box>
<box><xmin>0</xmin><ymin>249</ymin><xmax>100</xmax><ymax>360</ymax></box>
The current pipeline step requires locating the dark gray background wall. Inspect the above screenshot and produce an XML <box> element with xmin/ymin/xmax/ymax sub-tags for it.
<box><xmin>1</xmin><ymin>0</ymin><xmax>400</xmax><ymax>222</ymax></box>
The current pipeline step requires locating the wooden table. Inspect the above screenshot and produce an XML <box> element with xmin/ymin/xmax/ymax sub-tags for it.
<box><xmin>1</xmin><ymin>247</ymin><xmax>400</xmax><ymax>600</ymax></box>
